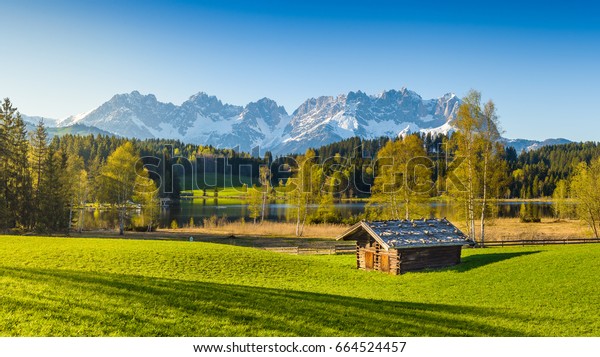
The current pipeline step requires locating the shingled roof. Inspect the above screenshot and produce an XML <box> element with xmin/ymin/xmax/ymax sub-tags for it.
<box><xmin>337</xmin><ymin>218</ymin><xmax>472</xmax><ymax>250</ymax></box>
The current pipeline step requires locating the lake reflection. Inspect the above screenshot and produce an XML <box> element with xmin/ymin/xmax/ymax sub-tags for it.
<box><xmin>74</xmin><ymin>200</ymin><xmax>558</xmax><ymax>230</ymax></box>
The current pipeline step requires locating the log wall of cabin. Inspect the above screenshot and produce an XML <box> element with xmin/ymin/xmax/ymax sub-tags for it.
<box><xmin>397</xmin><ymin>245</ymin><xmax>462</xmax><ymax>273</ymax></box>
<box><xmin>351</xmin><ymin>229</ymin><xmax>402</xmax><ymax>275</ymax></box>
<box><xmin>353</xmin><ymin>230</ymin><xmax>375</xmax><ymax>270</ymax></box>
<box><xmin>357</xmin><ymin>246</ymin><xmax>401</xmax><ymax>275</ymax></box>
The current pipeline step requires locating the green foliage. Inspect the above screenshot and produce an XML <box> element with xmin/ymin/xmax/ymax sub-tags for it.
<box><xmin>368</xmin><ymin>134</ymin><xmax>431</xmax><ymax>220</ymax></box>
<box><xmin>313</xmin><ymin>136</ymin><xmax>389</xmax><ymax>198</ymax></box>
<box><xmin>287</xmin><ymin>149</ymin><xmax>320</xmax><ymax>236</ymax></box>
<box><xmin>447</xmin><ymin>90</ymin><xmax>505</xmax><ymax>244</ymax></box>
<box><xmin>508</xmin><ymin>142</ymin><xmax>600</xmax><ymax>199</ymax></box>
<box><xmin>309</xmin><ymin>192</ymin><xmax>339</xmax><ymax>224</ymax></box>
<box><xmin>170</xmin><ymin>219</ymin><xmax>179</xmax><ymax>229</ymax></box>
<box><xmin>96</xmin><ymin>142</ymin><xmax>139</xmax><ymax>205</ymax></box>
<box><xmin>259</xmin><ymin>165</ymin><xmax>272</xmax><ymax>223</ymax></box>
<box><xmin>132</xmin><ymin>168</ymin><xmax>159</xmax><ymax>232</ymax></box>
<box><xmin>551</xmin><ymin>179</ymin><xmax>574</xmax><ymax>219</ymax></box>
<box><xmin>35</xmin><ymin>147</ymin><xmax>70</xmax><ymax>232</ymax></box>
<box><xmin>570</xmin><ymin>159</ymin><xmax>600</xmax><ymax>237</ymax></box>
<box><xmin>29</xmin><ymin>120</ymin><xmax>49</xmax><ymax>228</ymax></box>
<box><xmin>0</xmin><ymin>98</ymin><xmax>33</xmax><ymax>229</ymax></box>
<box><xmin>0</xmin><ymin>236</ymin><xmax>599</xmax><ymax>336</ymax></box>
<box><xmin>2</xmin><ymin>97</ymin><xmax>599</xmax><ymax>233</ymax></box>
<box><xmin>29</xmin><ymin>120</ymin><xmax>48</xmax><ymax>195</ymax></box>
<box><xmin>518</xmin><ymin>203</ymin><xmax>543</xmax><ymax>223</ymax></box>
<box><xmin>96</xmin><ymin>142</ymin><xmax>142</xmax><ymax>234</ymax></box>
<box><xmin>246</xmin><ymin>185</ymin><xmax>262</xmax><ymax>224</ymax></box>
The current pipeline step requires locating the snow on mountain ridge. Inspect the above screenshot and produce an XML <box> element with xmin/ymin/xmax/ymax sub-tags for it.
<box><xmin>47</xmin><ymin>89</ymin><xmax>460</xmax><ymax>154</ymax></box>
<box><xmin>24</xmin><ymin>89</ymin><xmax>572</xmax><ymax>155</ymax></box>
<box><xmin>275</xmin><ymin>89</ymin><xmax>460</xmax><ymax>153</ymax></box>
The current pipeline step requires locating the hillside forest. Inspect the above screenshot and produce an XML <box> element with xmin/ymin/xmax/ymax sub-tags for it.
<box><xmin>1</xmin><ymin>92</ymin><xmax>600</xmax><ymax>241</ymax></box>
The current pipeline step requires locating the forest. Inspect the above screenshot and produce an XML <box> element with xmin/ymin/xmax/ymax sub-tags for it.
<box><xmin>1</xmin><ymin>94</ymin><xmax>600</xmax><ymax>240</ymax></box>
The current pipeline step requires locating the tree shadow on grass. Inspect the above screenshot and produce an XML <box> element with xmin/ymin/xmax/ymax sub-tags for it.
<box><xmin>0</xmin><ymin>265</ymin><xmax>556</xmax><ymax>337</ymax></box>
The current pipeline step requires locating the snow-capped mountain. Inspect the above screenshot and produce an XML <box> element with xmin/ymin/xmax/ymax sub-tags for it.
<box><xmin>21</xmin><ymin>115</ymin><xmax>111</xmax><ymax>138</ymax></box>
<box><xmin>502</xmin><ymin>138</ymin><xmax>572</xmax><ymax>153</ymax></box>
<box><xmin>54</xmin><ymin>88</ymin><xmax>459</xmax><ymax>154</ymax></box>
<box><xmin>39</xmin><ymin>88</ymin><xmax>570</xmax><ymax>155</ymax></box>
<box><xmin>22</xmin><ymin>114</ymin><xmax>59</xmax><ymax>127</ymax></box>
<box><xmin>278</xmin><ymin>89</ymin><xmax>460</xmax><ymax>154</ymax></box>
<box><xmin>58</xmin><ymin>91</ymin><xmax>177</xmax><ymax>139</ymax></box>
<box><xmin>57</xmin><ymin>91</ymin><xmax>291</xmax><ymax>153</ymax></box>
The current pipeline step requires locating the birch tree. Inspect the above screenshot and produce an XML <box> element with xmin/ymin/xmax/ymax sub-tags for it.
<box><xmin>132</xmin><ymin>168</ymin><xmax>159</xmax><ymax>231</ymax></box>
<box><xmin>289</xmin><ymin>149</ymin><xmax>318</xmax><ymax>236</ymax></box>
<box><xmin>478</xmin><ymin>99</ymin><xmax>504</xmax><ymax>246</ymax></box>
<box><xmin>247</xmin><ymin>184</ymin><xmax>262</xmax><ymax>224</ymax></box>
<box><xmin>97</xmin><ymin>142</ymin><xmax>139</xmax><ymax>235</ymax></box>
<box><xmin>259</xmin><ymin>165</ymin><xmax>271</xmax><ymax>223</ymax></box>
<box><xmin>570</xmin><ymin>159</ymin><xmax>600</xmax><ymax>238</ymax></box>
<box><xmin>368</xmin><ymin>135</ymin><xmax>431</xmax><ymax>220</ymax></box>
<box><xmin>449</xmin><ymin>90</ymin><xmax>505</xmax><ymax>245</ymax></box>
<box><xmin>552</xmin><ymin>179</ymin><xmax>571</xmax><ymax>220</ymax></box>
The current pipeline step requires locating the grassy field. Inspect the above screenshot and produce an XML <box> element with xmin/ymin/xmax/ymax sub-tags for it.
<box><xmin>479</xmin><ymin>218</ymin><xmax>593</xmax><ymax>241</ymax></box>
<box><xmin>0</xmin><ymin>235</ymin><xmax>599</xmax><ymax>336</ymax></box>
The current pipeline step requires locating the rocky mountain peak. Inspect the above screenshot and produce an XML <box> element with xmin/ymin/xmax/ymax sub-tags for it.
<box><xmin>53</xmin><ymin>88</ymin><xmax>462</xmax><ymax>154</ymax></box>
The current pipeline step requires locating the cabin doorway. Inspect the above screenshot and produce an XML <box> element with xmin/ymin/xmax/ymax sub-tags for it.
<box><xmin>380</xmin><ymin>254</ymin><xmax>389</xmax><ymax>272</ymax></box>
<box><xmin>365</xmin><ymin>251</ymin><xmax>374</xmax><ymax>270</ymax></box>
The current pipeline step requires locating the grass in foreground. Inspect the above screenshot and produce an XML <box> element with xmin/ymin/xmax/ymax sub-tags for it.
<box><xmin>0</xmin><ymin>236</ymin><xmax>599</xmax><ymax>336</ymax></box>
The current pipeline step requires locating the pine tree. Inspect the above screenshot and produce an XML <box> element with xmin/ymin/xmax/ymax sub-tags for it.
<box><xmin>0</xmin><ymin>98</ymin><xmax>33</xmax><ymax>229</ymax></box>
<box><xmin>0</xmin><ymin>101</ymin><xmax>8</xmax><ymax>227</ymax></box>
<box><xmin>37</xmin><ymin>147</ymin><xmax>69</xmax><ymax>232</ymax></box>
<box><xmin>29</xmin><ymin>120</ymin><xmax>49</xmax><ymax>226</ymax></box>
<box><xmin>87</xmin><ymin>155</ymin><xmax>103</xmax><ymax>203</ymax></box>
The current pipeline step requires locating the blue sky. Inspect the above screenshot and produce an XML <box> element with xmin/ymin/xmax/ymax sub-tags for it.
<box><xmin>3</xmin><ymin>0</ymin><xmax>599</xmax><ymax>141</ymax></box>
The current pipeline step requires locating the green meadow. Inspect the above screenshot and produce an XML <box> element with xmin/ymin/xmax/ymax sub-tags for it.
<box><xmin>0</xmin><ymin>235</ymin><xmax>598</xmax><ymax>336</ymax></box>
<box><xmin>180</xmin><ymin>172</ymin><xmax>255</xmax><ymax>192</ymax></box>
<box><xmin>180</xmin><ymin>172</ymin><xmax>252</xmax><ymax>205</ymax></box>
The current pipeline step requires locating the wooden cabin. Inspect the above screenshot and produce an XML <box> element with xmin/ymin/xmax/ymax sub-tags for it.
<box><xmin>337</xmin><ymin>218</ymin><xmax>472</xmax><ymax>275</ymax></box>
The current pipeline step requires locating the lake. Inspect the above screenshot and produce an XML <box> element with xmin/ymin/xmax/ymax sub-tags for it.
<box><xmin>73</xmin><ymin>200</ymin><xmax>559</xmax><ymax>230</ymax></box>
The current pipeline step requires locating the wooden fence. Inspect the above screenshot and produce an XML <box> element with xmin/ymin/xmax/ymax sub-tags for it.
<box><xmin>261</xmin><ymin>245</ymin><xmax>356</xmax><ymax>255</ymax></box>
<box><xmin>261</xmin><ymin>239</ymin><xmax>600</xmax><ymax>255</ymax></box>
<box><xmin>479</xmin><ymin>238</ymin><xmax>600</xmax><ymax>247</ymax></box>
